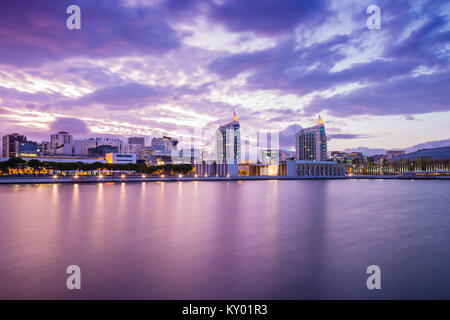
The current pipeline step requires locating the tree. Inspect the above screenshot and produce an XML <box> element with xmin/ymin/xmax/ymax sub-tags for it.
<box><xmin>27</xmin><ymin>159</ymin><xmax>42</xmax><ymax>174</ymax></box>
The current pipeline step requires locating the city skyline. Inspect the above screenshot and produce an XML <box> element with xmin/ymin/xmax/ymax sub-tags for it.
<box><xmin>0</xmin><ymin>0</ymin><xmax>449</xmax><ymax>153</ymax></box>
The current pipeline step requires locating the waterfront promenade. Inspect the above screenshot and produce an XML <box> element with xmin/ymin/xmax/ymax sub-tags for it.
<box><xmin>0</xmin><ymin>174</ymin><xmax>448</xmax><ymax>184</ymax></box>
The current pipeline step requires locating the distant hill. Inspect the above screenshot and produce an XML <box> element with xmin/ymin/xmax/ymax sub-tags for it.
<box><xmin>342</xmin><ymin>138</ymin><xmax>450</xmax><ymax>156</ymax></box>
<box><xmin>405</xmin><ymin>138</ymin><xmax>450</xmax><ymax>153</ymax></box>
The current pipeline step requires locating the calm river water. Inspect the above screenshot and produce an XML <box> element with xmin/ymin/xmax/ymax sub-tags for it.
<box><xmin>0</xmin><ymin>179</ymin><xmax>449</xmax><ymax>299</ymax></box>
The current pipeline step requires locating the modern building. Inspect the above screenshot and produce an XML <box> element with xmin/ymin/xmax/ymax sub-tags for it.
<box><xmin>58</xmin><ymin>140</ymin><xmax>85</xmax><ymax>156</ymax></box>
<box><xmin>135</xmin><ymin>146</ymin><xmax>174</xmax><ymax>165</ymax></box>
<box><xmin>194</xmin><ymin>161</ymin><xmax>239</xmax><ymax>177</ymax></box>
<box><xmin>2</xmin><ymin>133</ymin><xmax>27</xmax><ymax>158</ymax></box>
<box><xmin>50</xmin><ymin>131</ymin><xmax>73</xmax><ymax>153</ymax></box>
<box><xmin>286</xmin><ymin>160</ymin><xmax>346</xmax><ymax>177</ymax></box>
<box><xmin>105</xmin><ymin>153</ymin><xmax>137</xmax><ymax>164</ymax></box>
<box><xmin>83</xmin><ymin>137</ymin><xmax>128</xmax><ymax>155</ymax></box>
<box><xmin>345</xmin><ymin>152</ymin><xmax>365</xmax><ymax>163</ymax></box>
<box><xmin>151</xmin><ymin>136</ymin><xmax>178</xmax><ymax>152</ymax></box>
<box><xmin>295</xmin><ymin>116</ymin><xmax>327</xmax><ymax>161</ymax></box>
<box><xmin>21</xmin><ymin>156</ymin><xmax>107</xmax><ymax>164</ymax></box>
<box><xmin>216</xmin><ymin>111</ymin><xmax>241</xmax><ymax>164</ymax></box>
<box><xmin>128</xmin><ymin>137</ymin><xmax>145</xmax><ymax>154</ymax></box>
<box><xmin>88</xmin><ymin>145</ymin><xmax>118</xmax><ymax>157</ymax></box>
<box><xmin>16</xmin><ymin>142</ymin><xmax>41</xmax><ymax>158</ymax></box>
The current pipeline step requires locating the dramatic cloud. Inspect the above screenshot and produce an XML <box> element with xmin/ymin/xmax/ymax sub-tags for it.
<box><xmin>209</xmin><ymin>0</ymin><xmax>332</xmax><ymax>36</ymax></box>
<box><xmin>0</xmin><ymin>0</ymin><xmax>448</xmax><ymax>151</ymax></box>
<box><xmin>0</xmin><ymin>0</ymin><xmax>183</xmax><ymax>67</ymax></box>
<box><xmin>50</xmin><ymin>117</ymin><xmax>89</xmax><ymax>135</ymax></box>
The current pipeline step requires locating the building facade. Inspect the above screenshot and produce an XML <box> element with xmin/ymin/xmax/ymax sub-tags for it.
<box><xmin>216</xmin><ymin>111</ymin><xmax>241</xmax><ymax>164</ymax></box>
<box><xmin>16</xmin><ymin>142</ymin><xmax>41</xmax><ymax>158</ymax></box>
<box><xmin>295</xmin><ymin>116</ymin><xmax>327</xmax><ymax>161</ymax></box>
<box><xmin>194</xmin><ymin>161</ymin><xmax>239</xmax><ymax>177</ymax></box>
<box><xmin>50</xmin><ymin>131</ymin><xmax>73</xmax><ymax>153</ymax></box>
<box><xmin>2</xmin><ymin>133</ymin><xmax>27</xmax><ymax>158</ymax></box>
<box><xmin>128</xmin><ymin>137</ymin><xmax>145</xmax><ymax>154</ymax></box>
<box><xmin>151</xmin><ymin>136</ymin><xmax>178</xmax><ymax>152</ymax></box>
<box><xmin>105</xmin><ymin>153</ymin><xmax>137</xmax><ymax>164</ymax></box>
<box><xmin>287</xmin><ymin>160</ymin><xmax>346</xmax><ymax>177</ymax></box>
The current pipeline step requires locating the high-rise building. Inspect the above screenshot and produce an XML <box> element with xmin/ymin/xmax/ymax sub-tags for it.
<box><xmin>128</xmin><ymin>137</ymin><xmax>145</xmax><ymax>154</ymax></box>
<box><xmin>295</xmin><ymin>116</ymin><xmax>328</xmax><ymax>161</ymax></box>
<box><xmin>50</xmin><ymin>131</ymin><xmax>73</xmax><ymax>153</ymax></box>
<box><xmin>216</xmin><ymin>111</ymin><xmax>241</xmax><ymax>164</ymax></box>
<box><xmin>2</xmin><ymin>133</ymin><xmax>27</xmax><ymax>158</ymax></box>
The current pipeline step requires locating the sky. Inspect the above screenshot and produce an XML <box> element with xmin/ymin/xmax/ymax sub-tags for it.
<box><xmin>0</xmin><ymin>0</ymin><xmax>449</xmax><ymax>153</ymax></box>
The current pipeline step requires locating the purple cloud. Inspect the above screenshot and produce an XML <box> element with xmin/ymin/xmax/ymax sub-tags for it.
<box><xmin>0</xmin><ymin>0</ymin><xmax>183</xmax><ymax>67</ymax></box>
<box><xmin>50</xmin><ymin>117</ymin><xmax>89</xmax><ymax>135</ymax></box>
<box><xmin>209</xmin><ymin>0</ymin><xmax>332</xmax><ymax>36</ymax></box>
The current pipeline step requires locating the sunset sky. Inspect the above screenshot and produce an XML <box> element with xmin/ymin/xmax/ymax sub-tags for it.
<box><xmin>0</xmin><ymin>0</ymin><xmax>449</xmax><ymax>153</ymax></box>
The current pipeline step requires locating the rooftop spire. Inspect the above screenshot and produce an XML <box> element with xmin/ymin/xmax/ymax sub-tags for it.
<box><xmin>318</xmin><ymin>114</ymin><xmax>324</xmax><ymax>125</ymax></box>
<box><xmin>233</xmin><ymin>109</ymin><xmax>238</xmax><ymax>122</ymax></box>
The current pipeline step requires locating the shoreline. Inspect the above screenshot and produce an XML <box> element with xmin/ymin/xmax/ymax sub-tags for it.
<box><xmin>0</xmin><ymin>175</ymin><xmax>449</xmax><ymax>185</ymax></box>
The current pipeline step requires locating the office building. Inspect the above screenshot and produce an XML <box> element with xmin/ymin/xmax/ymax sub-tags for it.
<box><xmin>50</xmin><ymin>131</ymin><xmax>73</xmax><ymax>153</ymax></box>
<box><xmin>2</xmin><ymin>133</ymin><xmax>27</xmax><ymax>158</ymax></box>
<box><xmin>295</xmin><ymin>116</ymin><xmax>327</xmax><ymax>161</ymax></box>
<box><xmin>128</xmin><ymin>137</ymin><xmax>145</xmax><ymax>154</ymax></box>
<box><xmin>16</xmin><ymin>142</ymin><xmax>41</xmax><ymax>158</ymax></box>
<box><xmin>216</xmin><ymin>111</ymin><xmax>241</xmax><ymax>164</ymax></box>
<box><xmin>83</xmin><ymin>137</ymin><xmax>128</xmax><ymax>155</ymax></box>
<box><xmin>151</xmin><ymin>136</ymin><xmax>178</xmax><ymax>152</ymax></box>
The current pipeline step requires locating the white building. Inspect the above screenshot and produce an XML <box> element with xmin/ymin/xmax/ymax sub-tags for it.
<box><xmin>286</xmin><ymin>160</ymin><xmax>346</xmax><ymax>177</ymax></box>
<box><xmin>50</xmin><ymin>131</ymin><xmax>73</xmax><ymax>152</ymax></box>
<box><xmin>105</xmin><ymin>153</ymin><xmax>136</xmax><ymax>164</ymax></box>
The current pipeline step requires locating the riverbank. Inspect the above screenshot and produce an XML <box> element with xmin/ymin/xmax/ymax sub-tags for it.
<box><xmin>0</xmin><ymin>174</ymin><xmax>449</xmax><ymax>184</ymax></box>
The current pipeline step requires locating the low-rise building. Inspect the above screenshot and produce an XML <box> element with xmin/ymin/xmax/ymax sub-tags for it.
<box><xmin>105</xmin><ymin>153</ymin><xmax>136</xmax><ymax>164</ymax></box>
<box><xmin>286</xmin><ymin>160</ymin><xmax>346</xmax><ymax>177</ymax></box>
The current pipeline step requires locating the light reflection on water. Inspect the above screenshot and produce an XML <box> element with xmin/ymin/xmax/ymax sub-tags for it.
<box><xmin>0</xmin><ymin>179</ymin><xmax>449</xmax><ymax>299</ymax></box>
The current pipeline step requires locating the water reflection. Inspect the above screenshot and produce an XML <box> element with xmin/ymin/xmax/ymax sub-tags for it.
<box><xmin>0</xmin><ymin>180</ymin><xmax>450</xmax><ymax>299</ymax></box>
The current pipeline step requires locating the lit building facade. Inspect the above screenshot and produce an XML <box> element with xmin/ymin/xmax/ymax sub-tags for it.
<box><xmin>295</xmin><ymin>116</ymin><xmax>327</xmax><ymax>161</ymax></box>
<box><xmin>216</xmin><ymin>111</ymin><xmax>241</xmax><ymax>164</ymax></box>
<box><xmin>105</xmin><ymin>153</ymin><xmax>137</xmax><ymax>164</ymax></box>
<box><xmin>16</xmin><ymin>142</ymin><xmax>41</xmax><ymax>158</ymax></box>
<box><xmin>2</xmin><ymin>133</ymin><xmax>27</xmax><ymax>158</ymax></box>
